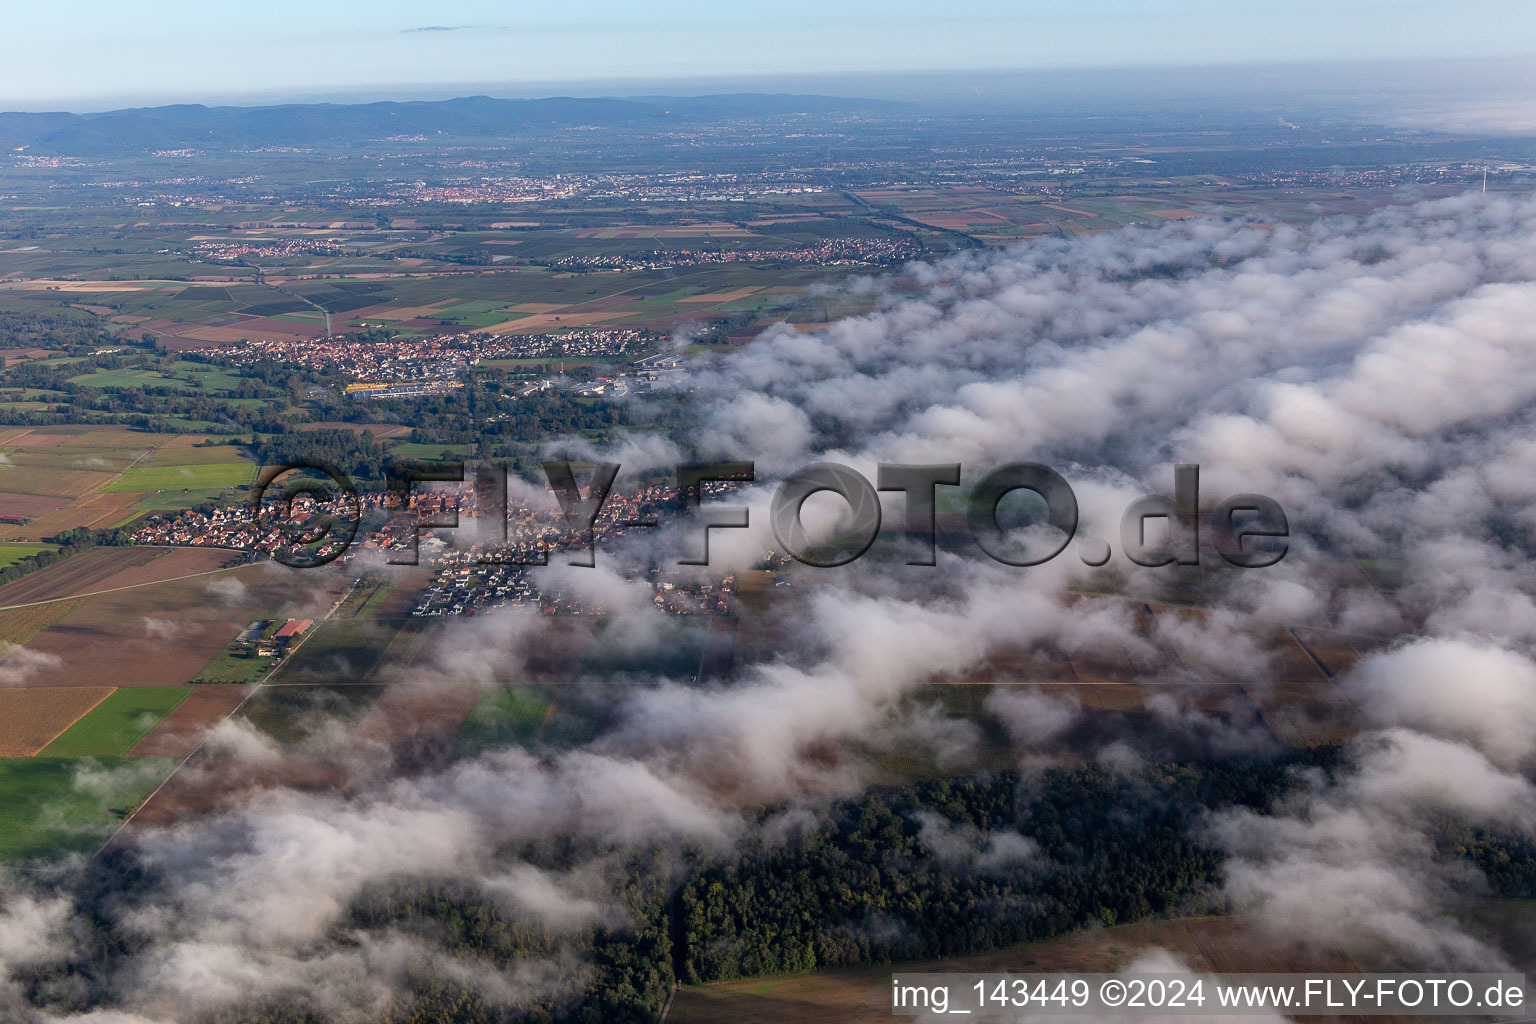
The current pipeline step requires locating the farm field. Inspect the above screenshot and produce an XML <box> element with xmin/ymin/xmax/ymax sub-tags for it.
<box><xmin>130</xmin><ymin>488</ymin><xmax>239</xmax><ymax>510</ymax></box>
<box><xmin>1</xmin><ymin>446</ymin><xmax>144</xmax><ymax>473</ymax></box>
<box><xmin>353</xmin><ymin>679</ymin><xmax>485</xmax><ymax>763</ymax></box>
<box><xmin>192</xmin><ymin>642</ymin><xmax>278</xmax><ymax>684</ymax></box>
<box><xmin>0</xmin><ymin>492</ymin><xmax>71</xmax><ymax>522</ymax></box>
<box><xmin>137</xmin><ymin>440</ymin><xmax>252</xmax><ymax>465</ymax></box>
<box><xmin>66</xmin><ymin>364</ymin><xmax>250</xmax><ymax>395</ymax></box>
<box><xmin>59</xmin><ymin>557</ymin><xmax>305</xmax><ymax>623</ymax></box>
<box><xmin>0</xmin><ymin>428</ymin><xmax>254</xmax><ymax>540</ymax></box>
<box><xmin>0</xmin><ymin>464</ymin><xmax>116</xmax><ymax>497</ymax></box>
<box><xmin>0</xmin><ymin>597</ymin><xmax>82</xmax><ymax>645</ymax></box>
<box><xmin>102</xmin><ymin>461</ymin><xmax>255</xmax><ymax>492</ymax></box>
<box><xmin>353</xmin><ymin>578</ymin><xmax>396</xmax><ymax>619</ymax></box>
<box><xmin>849</xmin><ymin>184</ymin><xmax>1237</xmax><ymax>242</ymax></box>
<box><xmin>40</xmin><ymin>686</ymin><xmax>192</xmax><ymax>756</ymax></box>
<box><xmin>383</xmin><ymin>441</ymin><xmax>471</xmax><ymax>460</ymax></box>
<box><xmin>667</xmin><ymin>916</ymin><xmax>1372</xmax><ymax>1024</ymax></box>
<box><xmin>453</xmin><ymin>684</ymin><xmax>553</xmax><ymax>753</ymax></box>
<box><xmin>0</xmin><ymin>686</ymin><xmax>115</xmax><ymax>757</ymax></box>
<box><xmin>0</xmin><ymin>756</ymin><xmax>175</xmax><ymax>863</ymax></box>
<box><xmin>238</xmin><ymin>683</ymin><xmax>386</xmax><ymax>744</ymax></box>
<box><xmin>0</xmin><ymin>241</ymin><xmax>842</xmax><ymax>344</ymax></box>
<box><xmin>0</xmin><ymin>542</ymin><xmax>57</xmax><ymax>568</ymax></box>
<box><xmin>129</xmin><ymin>683</ymin><xmax>251</xmax><ymax>758</ymax></box>
<box><xmin>0</xmin><ymin>546</ymin><xmax>236</xmax><ymax>607</ymax></box>
<box><xmin>0</xmin><ymin>559</ymin><xmax>323</xmax><ymax>694</ymax></box>
<box><xmin>23</xmin><ymin>622</ymin><xmax>272</xmax><ymax>689</ymax></box>
<box><xmin>0</xmin><ymin>493</ymin><xmax>144</xmax><ymax>540</ymax></box>
<box><xmin>269</xmin><ymin>618</ymin><xmax>404</xmax><ymax>684</ymax></box>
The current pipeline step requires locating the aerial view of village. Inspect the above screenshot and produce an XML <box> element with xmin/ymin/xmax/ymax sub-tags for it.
<box><xmin>1</xmin><ymin>3</ymin><xmax>1535</xmax><ymax>1023</ymax></box>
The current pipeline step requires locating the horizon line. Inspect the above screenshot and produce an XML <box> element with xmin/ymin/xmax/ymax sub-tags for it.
<box><xmin>7</xmin><ymin>54</ymin><xmax>1535</xmax><ymax>116</ymax></box>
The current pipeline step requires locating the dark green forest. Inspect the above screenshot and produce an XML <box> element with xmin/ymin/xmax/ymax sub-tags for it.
<box><xmin>11</xmin><ymin>752</ymin><xmax>1536</xmax><ymax>1023</ymax></box>
<box><xmin>12</xmin><ymin>756</ymin><xmax>1319</xmax><ymax>1023</ymax></box>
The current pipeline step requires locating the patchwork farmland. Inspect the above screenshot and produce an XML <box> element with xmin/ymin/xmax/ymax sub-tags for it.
<box><xmin>0</xmin><ymin>686</ymin><xmax>116</xmax><ymax>757</ymax></box>
<box><xmin>40</xmin><ymin>686</ymin><xmax>192</xmax><ymax>756</ymax></box>
<box><xmin>0</xmin><ymin>427</ymin><xmax>260</xmax><ymax>542</ymax></box>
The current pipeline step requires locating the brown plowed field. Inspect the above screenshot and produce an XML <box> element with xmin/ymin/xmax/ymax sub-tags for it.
<box><xmin>0</xmin><ymin>547</ymin><xmax>235</xmax><ymax>607</ymax></box>
<box><xmin>59</xmin><ymin>429</ymin><xmax>154</xmax><ymax>450</ymax></box>
<box><xmin>178</xmin><ymin>319</ymin><xmax>322</xmax><ymax>343</ymax></box>
<box><xmin>114</xmin><ymin>757</ymin><xmax>349</xmax><ymax>831</ymax></box>
<box><xmin>0</xmin><ymin>492</ymin><xmax>71</xmax><ymax>519</ymax></box>
<box><xmin>1</xmin><ymin>504</ymin><xmax>129</xmax><ymax>540</ymax></box>
<box><xmin>20</xmin><ymin>617</ymin><xmax>242</xmax><ymax>688</ymax></box>
<box><xmin>353</xmin><ymin>681</ymin><xmax>483</xmax><ymax>768</ymax></box>
<box><xmin>0</xmin><ymin>685</ymin><xmax>115</xmax><ymax>756</ymax></box>
<box><xmin>6</xmin><ymin>561</ymin><xmax>311</xmax><ymax>690</ymax></box>
<box><xmin>19</xmin><ymin>491</ymin><xmax>144</xmax><ymax>536</ymax></box>
<box><xmin>157</xmin><ymin>433</ymin><xmax>217</xmax><ymax>448</ymax></box>
<box><xmin>78</xmin><ymin>491</ymin><xmax>141</xmax><ymax>513</ymax></box>
<box><xmin>129</xmin><ymin>684</ymin><xmax>251</xmax><ymax>757</ymax></box>
<box><xmin>0</xmin><ymin>467</ymin><xmax>116</xmax><ymax>497</ymax></box>
<box><xmin>679</xmin><ymin>287</ymin><xmax>764</xmax><ymax>303</ymax></box>
<box><xmin>4</xmin><ymin>430</ymin><xmax>75</xmax><ymax>449</ymax></box>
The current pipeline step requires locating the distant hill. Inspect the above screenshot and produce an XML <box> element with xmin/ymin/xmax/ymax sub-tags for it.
<box><xmin>0</xmin><ymin>94</ymin><xmax>909</xmax><ymax>156</ymax></box>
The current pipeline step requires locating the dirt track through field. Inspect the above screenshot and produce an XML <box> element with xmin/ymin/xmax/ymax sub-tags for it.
<box><xmin>0</xmin><ymin>552</ymin><xmax>242</xmax><ymax>610</ymax></box>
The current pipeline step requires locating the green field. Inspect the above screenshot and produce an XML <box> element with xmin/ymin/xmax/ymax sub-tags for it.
<box><xmin>0</xmin><ymin>756</ymin><xmax>175</xmax><ymax>862</ymax></box>
<box><xmin>39</xmin><ymin>687</ymin><xmax>191</xmax><ymax>757</ymax></box>
<box><xmin>192</xmin><ymin>645</ymin><xmax>277</xmax><ymax>685</ymax></box>
<box><xmin>456</xmin><ymin>685</ymin><xmax>553</xmax><ymax>753</ymax></box>
<box><xmin>130</xmin><ymin>488</ymin><xmax>233</xmax><ymax>510</ymax></box>
<box><xmin>67</xmin><ymin>367</ymin><xmax>187</xmax><ymax>389</ymax></box>
<box><xmin>0</xmin><ymin>543</ymin><xmax>57</xmax><ymax>568</ymax></box>
<box><xmin>355</xmin><ymin>578</ymin><xmax>397</xmax><ymax>618</ymax></box>
<box><xmin>103</xmin><ymin>461</ymin><xmax>255</xmax><ymax>492</ymax></box>
<box><xmin>385</xmin><ymin>441</ymin><xmax>472</xmax><ymax>460</ymax></box>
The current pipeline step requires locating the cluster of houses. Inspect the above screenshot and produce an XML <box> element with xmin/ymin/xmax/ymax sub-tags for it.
<box><xmin>132</xmin><ymin>475</ymin><xmax>752</xmax><ymax>620</ymax></box>
<box><xmin>550</xmin><ymin>236</ymin><xmax>921</xmax><ymax>272</ymax></box>
<box><xmin>411</xmin><ymin>556</ymin><xmax>737</xmax><ymax>619</ymax></box>
<box><xmin>193</xmin><ymin>329</ymin><xmax>654</xmax><ymax>382</ymax></box>
<box><xmin>133</xmin><ymin>504</ymin><xmax>278</xmax><ymax>551</ymax></box>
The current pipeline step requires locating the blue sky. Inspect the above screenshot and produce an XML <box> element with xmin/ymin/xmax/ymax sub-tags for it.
<box><xmin>3</xmin><ymin>0</ymin><xmax>1535</xmax><ymax>109</ymax></box>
